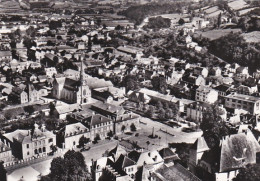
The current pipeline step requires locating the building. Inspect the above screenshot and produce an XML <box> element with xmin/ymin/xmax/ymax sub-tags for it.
<box><xmin>0</xmin><ymin>140</ymin><xmax>13</xmax><ymax>164</ymax></box>
<box><xmin>115</xmin><ymin>113</ymin><xmax>140</xmax><ymax>135</ymax></box>
<box><xmin>236</xmin><ymin>85</ymin><xmax>258</xmax><ymax>95</ymax></box>
<box><xmin>195</xmin><ymin>86</ymin><xmax>218</xmax><ymax>104</ymax></box>
<box><xmin>91</xmin><ymin>103</ymin><xmax>126</xmax><ymax>121</ymax></box>
<box><xmin>84</xmin><ymin>114</ymin><xmax>114</xmax><ymax>141</ymax></box>
<box><xmin>8</xmin><ymin>83</ymin><xmax>40</xmax><ymax>104</ymax></box>
<box><xmin>57</xmin><ymin>122</ymin><xmax>90</xmax><ymax>149</ymax></box>
<box><xmin>52</xmin><ymin>77</ymin><xmax>91</xmax><ymax>104</ymax></box>
<box><xmin>0</xmin><ymin>51</ymin><xmax>12</xmax><ymax>62</ymax></box>
<box><xmin>193</xmin><ymin>67</ymin><xmax>208</xmax><ymax>78</ymax></box>
<box><xmin>195</xmin><ymin>130</ymin><xmax>260</xmax><ymax>181</ymax></box>
<box><xmin>52</xmin><ymin>59</ymin><xmax>91</xmax><ymax>104</ymax></box>
<box><xmin>224</xmin><ymin>93</ymin><xmax>260</xmax><ymax>115</ymax></box>
<box><xmin>2</xmin><ymin>123</ymin><xmax>56</xmax><ymax>160</ymax></box>
<box><xmin>45</xmin><ymin>67</ymin><xmax>57</xmax><ymax>78</ymax></box>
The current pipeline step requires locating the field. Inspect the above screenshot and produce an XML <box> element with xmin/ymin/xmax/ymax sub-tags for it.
<box><xmin>242</xmin><ymin>31</ymin><xmax>260</xmax><ymax>43</ymax></box>
<box><xmin>195</xmin><ymin>29</ymin><xmax>242</xmax><ymax>41</ymax></box>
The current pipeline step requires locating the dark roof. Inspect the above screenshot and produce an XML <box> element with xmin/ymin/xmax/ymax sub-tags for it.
<box><xmin>201</xmin><ymin>130</ymin><xmax>260</xmax><ymax>173</ymax></box>
<box><xmin>159</xmin><ymin>148</ymin><xmax>178</xmax><ymax>160</ymax></box>
<box><xmin>64</xmin><ymin>78</ymin><xmax>80</xmax><ymax>91</ymax></box>
<box><xmin>85</xmin><ymin>114</ymin><xmax>112</xmax><ymax>128</ymax></box>
<box><xmin>114</xmin><ymin>154</ymin><xmax>136</xmax><ymax>169</ymax></box>
<box><xmin>154</xmin><ymin>163</ymin><xmax>201</xmax><ymax>181</ymax></box>
<box><xmin>214</xmin><ymin>84</ymin><xmax>232</xmax><ymax>92</ymax></box>
<box><xmin>128</xmin><ymin>150</ymin><xmax>141</xmax><ymax>163</ymax></box>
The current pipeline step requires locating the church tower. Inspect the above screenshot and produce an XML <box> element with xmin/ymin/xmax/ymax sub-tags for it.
<box><xmin>78</xmin><ymin>55</ymin><xmax>91</xmax><ymax>105</ymax></box>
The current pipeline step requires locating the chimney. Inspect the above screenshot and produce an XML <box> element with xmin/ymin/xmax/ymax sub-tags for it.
<box><xmin>41</xmin><ymin>124</ymin><xmax>46</xmax><ymax>132</ymax></box>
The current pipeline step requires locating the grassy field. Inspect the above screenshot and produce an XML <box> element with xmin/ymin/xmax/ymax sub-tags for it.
<box><xmin>242</xmin><ymin>31</ymin><xmax>260</xmax><ymax>43</ymax></box>
<box><xmin>195</xmin><ymin>28</ymin><xmax>242</xmax><ymax>41</ymax></box>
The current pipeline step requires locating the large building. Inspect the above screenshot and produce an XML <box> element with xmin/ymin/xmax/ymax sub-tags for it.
<box><xmin>195</xmin><ymin>86</ymin><xmax>218</xmax><ymax>104</ymax></box>
<box><xmin>52</xmin><ymin>61</ymin><xmax>91</xmax><ymax>104</ymax></box>
<box><xmin>224</xmin><ymin>93</ymin><xmax>260</xmax><ymax>115</ymax></box>
<box><xmin>1</xmin><ymin>124</ymin><xmax>56</xmax><ymax>160</ymax></box>
<box><xmin>57</xmin><ymin>122</ymin><xmax>90</xmax><ymax>149</ymax></box>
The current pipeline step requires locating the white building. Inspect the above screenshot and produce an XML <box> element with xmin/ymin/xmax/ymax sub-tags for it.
<box><xmin>195</xmin><ymin>86</ymin><xmax>218</xmax><ymax>104</ymax></box>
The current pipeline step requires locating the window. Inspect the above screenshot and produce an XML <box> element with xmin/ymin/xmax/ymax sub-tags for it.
<box><xmin>49</xmin><ymin>138</ymin><xmax>53</xmax><ymax>143</ymax></box>
<box><xmin>27</xmin><ymin>151</ymin><xmax>30</xmax><ymax>155</ymax></box>
<box><xmin>73</xmin><ymin>141</ymin><xmax>76</xmax><ymax>145</ymax></box>
<box><xmin>27</xmin><ymin>144</ymin><xmax>29</xmax><ymax>148</ymax></box>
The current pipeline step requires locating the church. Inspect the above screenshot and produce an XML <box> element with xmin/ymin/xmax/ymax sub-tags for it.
<box><xmin>52</xmin><ymin>58</ymin><xmax>91</xmax><ymax>104</ymax></box>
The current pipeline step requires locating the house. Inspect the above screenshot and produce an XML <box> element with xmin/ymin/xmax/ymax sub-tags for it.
<box><xmin>158</xmin><ymin>147</ymin><xmax>179</xmax><ymax>163</ymax></box>
<box><xmin>45</xmin><ymin>67</ymin><xmax>57</xmax><ymax>78</ymax></box>
<box><xmin>0</xmin><ymin>140</ymin><xmax>13</xmax><ymax>165</ymax></box>
<box><xmin>236</xmin><ymin>66</ymin><xmax>249</xmax><ymax>78</ymax></box>
<box><xmin>0</xmin><ymin>51</ymin><xmax>12</xmax><ymax>62</ymax></box>
<box><xmin>108</xmin><ymin>144</ymin><xmax>128</xmax><ymax>161</ymax></box>
<box><xmin>182</xmin><ymin>75</ymin><xmax>206</xmax><ymax>86</ymax></box>
<box><xmin>210</xmin><ymin>67</ymin><xmax>222</xmax><ymax>76</ymax></box>
<box><xmin>236</xmin><ymin>84</ymin><xmax>258</xmax><ymax>95</ymax></box>
<box><xmin>195</xmin><ymin>86</ymin><xmax>218</xmax><ymax>104</ymax></box>
<box><xmin>53</xmin><ymin>104</ymin><xmax>80</xmax><ymax>120</ymax></box>
<box><xmin>193</xmin><ymin>67</ymin><xmax>208</xmax><ymax>78</ymax></box>
<box><xmin>100</xmin><ymin>158</ymin><xmax>134</xmax><ymax>181</ymax></box>
<box><xmin>92</xmin><ymin>87</ymin><xmax>125</xmax><ymax>103</ymax></box>
<box><xmin>8</xmin><ymin>83</ymin><xmax>40</xmax><ymax>104</ymax></box>
<box><xmin>188</xmin><ymin>137</ymin><xmax>210</xmax><ymax>173</ymax></box>
<box><xmin>128</xmin><ymin>150</ymin><xmax>164</xmax><ymax>170</ymax></box>
<box><xmin>214</xmin><ymin>84</ymin><xmax>234</xmax><ymax>97</ymax></box>
<box><xmin>224</xmin><ymin>93</ymin><xmax>260</xmax><ymax>115</ymax></box>
<box><xmin>1</xmin><ymin>123</ymin><xmax>56</xmax><ymax>160</ymax></box>
<box><xmin>91</xmin><ymin>157</ymin><xmax>113</xmax><ymax>181</ymax></box>
<box><xmin>195</xmin><ymin>130</ymin><xmax>260</xmax><ymax>181</ymax></box>
<box><xmin>114</xmin><ymin>154</ymin><xmax>137</xmax><ymax>178</ymax></box>
<box><xmin>91</xmin><ymin>102</ymin><xmax>126</xmax><ymax>121</ymax></box>
<box><xmin>186</xmin><ymin>102</ymin><xmax>209</xmax><ymax>123</ymax></box>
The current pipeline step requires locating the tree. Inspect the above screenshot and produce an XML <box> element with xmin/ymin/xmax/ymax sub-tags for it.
<box><xmin>146</xmin><ymin>141</ymin><xmax>150</xmax><ymax>150</ymax></box>
<box><xmin>94</xmin><ymin>134</ymin><xmax>101</xmax><ymax>143</ymax></box>
<box><xmin>165</xmin><ymin>108</ymin><xmax>173</xmax><ymax>119</ymax></box>
<box><xmin>121</xmin><ymin>125</ymin><xmax>126</xmax><ymax>133</ymax></box>
<box><xmin>24</xmin><ymin>105</ymin><xmax>35</xmax><ymax>115</ymax></box>
<box><xmin>178</xmin><ymin>18</ymin><xmax>185</xmax><ymax>25</ymax></box>
<box><xmin>0</xmin><ymin>161</ymin><xmax>7</xmax><ymax>181</ymax></box>
<box><xmin>156</xmin><ymin>101</ymin><xmax>163</xmax><ymax>110</ymax></box>
<box><xmin>152</xmin><ymin>76</ymin><xmax>167</xmax><ymax>93</ymax></box>
<box><xmin>50</xmin><ymin>144</ymin><xmax>57</xmax><ymax>154</ymax></box>
<box><xmin>147</xmin><ymin>105</ymin><xmax>155</xmax><ymax>118</ymax></box>
<box><xmin>78</xmin><ymin>136</ymin><xmax>90</xmax><ymax>148</ymax></box>
<box><xmin>233</xmin><ymin>164</ymin><xmax>260</xmax><ymax>181</ymax></box>
<box><xmin>123</xmin><ymin>75</ymin><xmax>138</xmax><ymax>92</ymax></box>
<box><xmin>43</xmin><ymin>150</ymin><xmax>92</xmax><ymax>181</ymax></box>
<box><xmin>107</xmin><ymin>130</ymin><xmax>113</xmax><ymax>138</ymax></box>
<box><xmin>217</xmin><ymin>13</ymin><xmax>222</xmax><ymax>28</ymax></box>
<box><xmin>130</xmin><ymin>123</ymin><xmax>137</xmax><ymax>132</ymax></box>
<box><xmin>200</xmin><ymin>104</ymin><xmax>229</xmax><ymax>148</ymax></box>
<box><xmin>158</xmin><ymin>108</ymin><xmax>166</xmax><ymax>120</ymax></box>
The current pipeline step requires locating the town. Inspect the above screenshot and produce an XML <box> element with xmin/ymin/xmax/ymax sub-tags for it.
<box><xmin>0</xmin><ymin>0</ymin><xmax>260</xmax><ymax>180</ymax></box>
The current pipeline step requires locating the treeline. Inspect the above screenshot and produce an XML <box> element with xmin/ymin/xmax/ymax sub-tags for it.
<box><xmin>118</xmin><ymin>3</ymin><xmax>185</xmax><ymax>25</ymax></box>
<box><xmin>208</xmin><ymin>32</ymin><xmax>260</xmax><ymax>72</ymax></box>
<box><xmin>238</xmin><ymin>16</ymin><xmax>260</xmax><ymax>32</ymax></box>
<box><xmin>144</xmin><ymin>16</ymin><xmax>171</xmax><ymax>29</ymax></box>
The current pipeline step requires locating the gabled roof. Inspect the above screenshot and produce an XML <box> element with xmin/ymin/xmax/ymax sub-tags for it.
<box><xmin>201</xmin><ymin>130</ymin><xmax>260</xmax><ymax>173</ymax></box>
<box><xmin>109</xmin><ymin>144</ymin><xmax>127</xmax><ymax>159</ymax></box>
<box><xmin>191</xmin><ymin>137</ymin><xmax>209</xmax><ymax>153</ymax></box>
<box><xmin>86</xmin><ymin>114</ymin><xmax>113</xmax><ymax>128</ymax></box>
<box><xmin>64</xmin><ymin>122</ymin><xmax>89</xmax><ymax>137</ymax></box>
<box><xmin>114</xmin><ymin>154</ymin><xmax>136</xmax><ymax>170</ymax></box>
<box><xmin>159</xmin><ymin>148</ymin><xmax>178</xmax><ymax>160</ymax></box>
<box><xmin>135</xmin><ymin>166</ymin><xmax>150</xmax><ymax>181</ymax></box>
<box><xmin>153</xmin><ymin>163</ymin><xmax>201</xmax><ymax>181</ymax></box>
